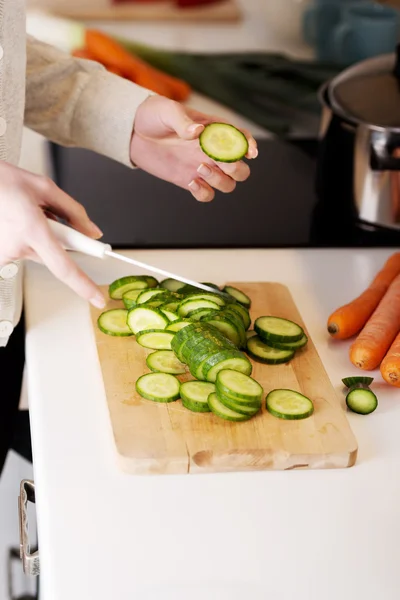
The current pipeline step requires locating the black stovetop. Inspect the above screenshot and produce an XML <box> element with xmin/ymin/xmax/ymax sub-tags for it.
<box><xmin>49</xmin><ymin>139</ymin><xmax>400</xmax><ymax>250</ymax></box>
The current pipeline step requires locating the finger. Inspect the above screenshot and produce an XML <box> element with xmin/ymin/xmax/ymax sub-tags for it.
<box><xmin>188</xmin><ymin>179</ymin><xmax>215</xmax><ymax>202</ymax></box>
<box><xmin>31</xmin><ymin>218</ymin><xmax>105</xmax><ymax>309</ymax></box>
<box><xmin>162</xmin><ymin>102</ymin><xmax>204</xmax><ymax>140</ymax></box>
<box><xmin>33</xmin><ymin>176</ymin><xmax>103</xmax><ymax>239</ymax></box>
<box><xmin>216</xmin><ymin>160</ymin><xmax>250</xmax><ymax>182</ymax></box>
<box><xmin>196</xmin><ymin>164</ymin><xmax>236</xmax><ymax>194</ymax></box>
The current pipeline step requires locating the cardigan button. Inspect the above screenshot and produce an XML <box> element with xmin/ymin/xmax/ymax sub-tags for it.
<box><xmin>0</xmin><ymin>320</ymin><xmax>13</xmax><ymax>338</ymax></box>
<box><xmin>0</xmin><ymin>262</ymin><xmax>18</xmax><ymax>279</ymax></box>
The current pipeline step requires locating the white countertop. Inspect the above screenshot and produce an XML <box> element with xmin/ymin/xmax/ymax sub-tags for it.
<box><xmin>24</xmin><ymin>248</ymin><xmax>400</xmax><ymax>600</ymax></box>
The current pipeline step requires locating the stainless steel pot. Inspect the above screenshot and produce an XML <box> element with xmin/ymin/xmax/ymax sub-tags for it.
<box><xmin>318</xmin><ymin>49</ymin><xmax>400</xmax><ymax>232</ymax></box>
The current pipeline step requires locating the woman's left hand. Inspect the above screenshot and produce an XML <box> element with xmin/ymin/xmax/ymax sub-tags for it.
<box><xmin>130</xmin><ymin>95</ymin><xmax>258</xmax><ymax>203</ymax></box>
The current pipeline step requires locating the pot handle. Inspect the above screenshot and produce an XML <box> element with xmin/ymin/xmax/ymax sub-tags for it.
<box><xmin>370</xmin><ymin>131</ymin><xmax>400</xmax><ymax>171</ymax></box>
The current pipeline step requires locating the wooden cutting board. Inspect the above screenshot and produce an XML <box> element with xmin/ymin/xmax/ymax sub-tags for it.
<box><xmin>90</xmin><ymin>282</ymin><xmax>358</xmax><ymax>475</ymax></box>
<box><xmin>37</xmin><ymin>0</ymin><xmax>242</xmax><ymax>22</ymax></box>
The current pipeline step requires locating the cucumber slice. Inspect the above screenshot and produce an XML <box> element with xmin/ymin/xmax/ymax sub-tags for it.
<box><xmin>342</xmin><ymin>376</ymin><xmax>374</xmax><ymax>389</ymax></box>
<box><xmin>161</xmin><ymin>309</ymin><xmax>179</xmax><ymax>322</ymax></box>
<box><xmin>109</xmin><ymin>276</ymin><xmax>149</xmax><ymax>299</ymax></box>
<box><xmin>122</xmin><ymin>289</ymin><xmax>143</xmax><ymax>309</ymax></box>
<box><xmin>202</xmin><ymin>315</ymin><xmax>241</xmax><ymax>347</ymax></box>
<box><xmin>136</xmin><ymin>288</ymin><xmax>169</xmax><ymax>305</ymax></box>
<box><xmin>160</xmin><ymin>301</ymin><xmax>180</xmax><ymax>313</ymax></box>
<box><xmin>186</xmin><ymin>308</ymin><xmax>216</xmax><ymax>321</ymax></box>
<box><xmin>136</xmin><ymin>373</ymin><xmax>180</xmax><ymax>403</ymax></box>
<box><xmin>178</xmin><ymin>298</ymin><xmax>221</xmax><ymax>318</ymax></box>
<box><xmin>97</xmin><ymin>309</ymin><xmax>132</xmax><ymax>337</ymax></box>
<box><xmin>144</xmin><ymin>276</ymin><xmax>159</xmax><ymax>288</ymax></box>
<box><xmin>136</xmin><ymin>329</ymin><xmax>175</xmax><ymax>350</ymax></box>
<box><xmin>208</xmin><ymin>393</ymin><xmax>252</xmax><ymax>422</ymax></box>
<box><xmin>199</xmin><ymin>123</ymin><xmax>249</xmax><ymax>163</ymax></box>
<box><xmin>184</xmin><ymin>293</ymin><xmax>226</xmax><ymax>307</ymax></box>
<box><xmin>217</xmin><ymin>390</ymin><xmax>261</xmax><ymax>415</ymax></box>
<box><xmin>204</xmin><ymin>352</ymin><xmax>253</xmax><ymax>383</ymax></box>
<box><xmin>180</xmin><ymin>381</ymin><xmax>215</xmax><ymax>412</ymax></box>
<box><xmin>228</xmin><ymin>303</ymin><xmax>251</xmax><ymax>330</ymax></box>
<box><xmin>265</xmin><ymin>334</ymin><xmax>308</xmax><ymax>351</ymax></box>
<box><xmin>165</xmin><ymin>320</ymin><xmax>192</xmax><ymax>332</ymax></box>
<box><xmin>220</xmin><ymin>308</ymin><xmax>247</xmax><ymax>348</ymax></box>
<box><xmin>246</xmin><ymin>335</ymin><xmax>294</xmax><ymax>364</ymax></box>
<box><xmin>146</xmin><ymin>350</ymin><xmax>186</xmax><ymax>375</ymax></box>
<box><xmin>127</xmin><ymin>306</ymin><xmax>168</xmax><ymax>335</ymax></box>
<box><xmin>216</xmin><ymin>369</ymin><xmax>263</xmax><ymax>402</ymax></box>
<box><xmin>254</xmin><ymin>316</ymin><xmax>304</xmax><ymax>343</ymax></box>
<box><xmin>160</xmin><ymin>278</ymin><xmax>186</xmax><ymax>292</ymax></box>
<box><xmin>266</xmin><ymin>389</ymin><xmax>314</xmax><ymax>420</ymax></box>
<box><xmin>346</xmin><ymin>386</ymin><xmax>378</xmax><ymax>415</ymax></box>
<box><xmin>223</xmin><ymin>285</ymin><xmax>251</xmax><ymax>308</ymax></box>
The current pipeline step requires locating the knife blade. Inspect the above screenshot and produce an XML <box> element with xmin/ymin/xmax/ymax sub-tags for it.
<box><xmin>48</xmin><ymin>219</ymin><xmax>229</xmax><ymax>297</ymax></box>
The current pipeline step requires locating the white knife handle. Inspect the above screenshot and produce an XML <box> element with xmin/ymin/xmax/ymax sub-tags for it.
<box><xmin>47</xmin><ymin>219</ymin><xmax>112</xmax><ymax>259</ymax></box>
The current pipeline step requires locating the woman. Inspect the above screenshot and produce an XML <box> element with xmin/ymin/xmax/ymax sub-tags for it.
<box><xmin>0</xmin><ymin>1</ymin><xmax>257</xmax><ymax>475</ymax></box>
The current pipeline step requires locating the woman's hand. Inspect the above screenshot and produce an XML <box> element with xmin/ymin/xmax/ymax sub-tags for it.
<box><xmin>0</xmin><ymin>161</ymin><xmax>105</xmax><ymax>308</ymax></box>
<box><xmin>130</xmin><ymin>96</ymin><xmax>258</xmax><ymax>203</ymax></box>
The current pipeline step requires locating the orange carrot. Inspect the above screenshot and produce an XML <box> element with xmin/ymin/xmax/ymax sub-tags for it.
<box><xmin>349</xmin><ymin>272</ymin><xmax>400</xmax><ymax>370</ymax></box>
<box><xmin>380</xmin><ymin>332</ymin><xmax>400</xmax><ymax>386</ymax></box>
<box><xmin>72</xmin><ymin>48</ymin><xmax>98</xmax><ymax>61</ymax></box>
<box><xmin>327</xmin><ymin>252</ymin><xmax>400</xmax><ymax>339</ymax></box>
<box><xmin>84</xmin><ymin>29</ymin><xmax>191</xmax><ymax>101</ymax></box>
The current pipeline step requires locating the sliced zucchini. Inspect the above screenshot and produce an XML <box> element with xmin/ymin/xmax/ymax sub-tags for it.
<box><xmin>199</xmin><ymin>123</ymin><xmax>249</xmax><ymax>163</ymax></box>
<box><xmin>246</xmin><ymin>335</ymin><xmax>294</xmax><ymax>365</ymax></box>
<box><xmin>254</xmin><ymin>316</ymin><xmax>304</xmax><ymax>343</ymax></box>
<box><xmin>165</xmin><ymin>320</ymin><xmax>192</xmax><ymax>333</ymax></box>
<box><xmin>203</xmin><ymin>351</ymin><xmax>253</xmax><ymax>383</ymax></box>
<box><xmin>127</xmin><ymin>306</ymin><xmax>168</xmax><ymax>335</ymax></box>
<box><xmin>342</xmin><ymin>376</ymin><xmax>374</xmax><ymax>389</ymax></box>
<box><xmin>265</xmin><ymin>334</ymin><xmax>308</xmax><ymax>351</ymax></box>
<box><xmin>136</xmin><ymin>373</ymin><xmax>180</xmax><ymax>403</ymax></box>
<box><xmin>160</xmin><ymin>301</ymin><xmax>180</xmax><ymax>313</ymax></box>
<box><xmin>136</xmin><ymin>329</ymin><xmax>175</xmax><ymax>350</ymax></box>
<box><xmin>109</xmin><ymin>275</ymin><xmax>149</xmax><ymax>300</ymax></box>
<box><xmin>136</xmin><ymin>288</ymin><xmax>169</xmax><ymax>305</ymax></box>
<box><xmin>180</xmin><ymin>381</ymin><xmax>215</xmax><ymax>412</ymax></box>
<box><xmin>186</xmin><ymin>308</ymin><xmax>216</xmax><ymax>321</ymax></box>
<box><xmin>223</xmin><ymin>285</ymin><xmax>251</xmax><ymax>308</ymax></box>
<box><xmin>161</xmin><ymin>309</ymin><xmax>179</xmax><ymax>322</ymax></box>
<box><xmin>346</xmin><ymin>385</ymin><xmax>378</xmax><ymax>415</ymax></box>
<box><xmin>146</xmin><ymin>350</ymin><xmax>186</xmax><ymax>375</ymax></box>
<box><xmin>178</xmin><ymin>298</ymin><xmax>221</xmax><ymax>318</ymax></box>
<box><xmin>201</xmin><ymin>314</ymin><xmax>241</xmax><ymax>347</ymax></box>
<box><xmin>266</xmin><ymin>389</ymin><xmax>314</xmax><ymax>420</ymax></box>
<box><xmin>97</xmin><ymin>309</ymin><xmax>132</xmax><ymax>337</ymax></box>
<box><xmin>216</xmin><ymin>369</ymin><xmax>263</xmax><ymax>403</ymax></box>
<box><xmin>208</xmin><ymin>392</ymin><xmax>252</xmax><ymax>422</ymax></box>
<box><xmin>183</xmin><ymin>293</ymin><xmax>226</xmax><ymax>307</ymax></box>
<box><xmin>144</xmin><ymin>276</ymin><xmax>159</xmax><ymax>288</ymax></box>
<box><xmin>160</xmin><ymin>278</ymin><xmax>186</xmax><ymax>292</ymax></box>
<box><xmin>122</xmin><ymin>289</ymin><xmax>143</xmax><ymax>309</ymax></box>
<box><xmin>228</xmin><ymin>302</ymin><xmax>251</xmax><ymax>330</ymax></box>
<box><xmin>217</xmin><ymin>390</ymin><xmax>261</xmax><ymax>416</ymax></box>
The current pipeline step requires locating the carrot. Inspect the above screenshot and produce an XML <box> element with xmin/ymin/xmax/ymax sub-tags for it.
<box><xmin>72</xmin><ymin>48</ymin><xmax>98</xmax><ymax>61</ymax></box>
<box><xmin>327</xmin><ymin>252</ymin><xmax>400</xmax><ymax>339</ymax></box>
<box><xmin>84</xmin><ymin>29</ymin><xmax>191</xmax><ymax>101</ymax></box>
<box><xmin>349</xmin><ymin>273</ymin><xmax>400</xmax><ymax>370</ymax></box>
<box><xmin>380</xmin><ymin>331</ymin><xmax>400</xmax><ymax>386</ymax></box>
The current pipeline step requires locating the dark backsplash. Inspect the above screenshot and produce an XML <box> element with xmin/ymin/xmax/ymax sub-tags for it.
<box><xmin>49</xmin><ymin>139</ymin><xmax>400</xmax><ymax>249</ymax></box>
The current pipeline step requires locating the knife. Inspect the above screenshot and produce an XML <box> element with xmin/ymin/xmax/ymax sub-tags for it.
<box><xmin>48</xmin><ymin>219</ymin><xmax>229</xmax><ymax>297</ymax></box>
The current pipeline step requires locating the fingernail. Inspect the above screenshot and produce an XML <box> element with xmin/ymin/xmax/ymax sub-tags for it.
<box><xmin>90</xmin><ymin>223</ymin><xmax>103</xmax><ymax>238</ymax></box>
<box><xmin>91</xmin><ymin>292</ymin><xmax>106</xmax><ymax>309</ymax></box>
<box><xmin>188</xmin><ymin>180</ymin><xmax>200</xmax><ymax>193</ymax></box>
<box><xmin>251</xmin><ymin>147</ymin><xmax>258</xmax><ymax>159</ymax></box>
<box><xmin>197</xmin><ymin>164</ymin><xmax>212</xmax><ymax>178</ymax></box>
<box><xmin>187</xmin><ymin>123</ymin><xmax>202</xmax><ymax>133</ymax></box>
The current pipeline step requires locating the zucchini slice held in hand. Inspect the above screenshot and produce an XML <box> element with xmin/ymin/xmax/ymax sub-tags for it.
<box><xmin>199</xmin><ymin>123</ymin><xmax>249</xmax><ymax>163</ymax></box>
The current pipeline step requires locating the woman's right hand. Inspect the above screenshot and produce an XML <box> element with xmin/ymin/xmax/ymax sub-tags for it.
<box><xmin>0</xmin><ymin>161</ymin><xmax>106</xmax><ymax>308</ymax></box>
